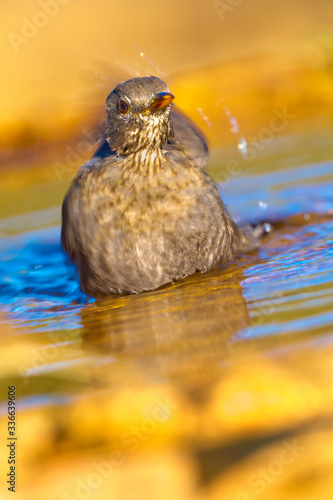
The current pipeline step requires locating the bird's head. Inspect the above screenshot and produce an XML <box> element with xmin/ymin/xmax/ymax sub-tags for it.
<box><xmin>105</xmin><ymin>76</ymin><xmax>174</xmax><ymax>155</ymax></box>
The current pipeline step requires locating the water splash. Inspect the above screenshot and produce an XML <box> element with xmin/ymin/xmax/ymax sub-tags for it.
<box><xmin>224</xmin><ymin>105</ymin><xmax>239</xmax><ymax>134</ymax></box>
<box><xmin>237</xmin><ymin>136</ymin><xmax>248</xmax><ymax>159</ymax></box>
<box><xmin>216</xmin><ymin>99</ymin><xmax>248</xmax><ymax>158</ymax></box>
<box><xmin>197</xmin><ymin>107</ymin><xmax>212</xmax><ymax>127</ymax></box>
<box><xmin>133</xmin><ymin>45</ymin><xmax>169</xmax><ymax>79</ymax></box>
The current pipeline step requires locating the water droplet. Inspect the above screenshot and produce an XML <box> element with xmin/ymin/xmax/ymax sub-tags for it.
<box><xmin>224</xmin><ymin>106</ymin><xmax>240</xmax><ymax>134</ymax></box>
<box><xmin>258</xmin><ymin>200</ymin><xmax>268</xmax><ymax>209</ymax></box>
<box><xmin>237</xmin><ymin>137</ymin><xmax>248</xmax><ymax>159</ymax></box>
<box><xmin>197</xmin><ymin>107</ymin><xmax>212</xmax><ymax>127</ymax></box>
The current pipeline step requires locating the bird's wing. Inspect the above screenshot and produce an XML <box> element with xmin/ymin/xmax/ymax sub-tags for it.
<box><xmin>167</xmin><ymin>108</ymin><xmax>209</xmax><ymax>169</ymax></box>
<box><xmin>91</xmin><ymin>134</ymin><xmax>116</xmax><ymax>160</ymax></box>
<box><xmin>61</xmin><ymin>155</ymin><xmax>118</xmax><ymax>260</ymax></box>
<box><xmin>61</xmin><ymin>177</ymin><xmax>81</xmax><ymax>260</ymax></box>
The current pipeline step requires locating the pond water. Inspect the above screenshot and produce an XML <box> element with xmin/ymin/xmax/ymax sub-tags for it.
<box><xmin>1</xmin><ymin>119</ymin><xmax>333</xmax><ymax>500</ymax></box>
<box><xmin>0</xmin><ymin>127</ymin><xmax>332</xmax><ymax>394</ymax></box>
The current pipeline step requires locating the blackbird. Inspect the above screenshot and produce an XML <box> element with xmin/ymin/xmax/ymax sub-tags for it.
<box><xmin>61</xmin><ymin>76</ymin><xmax>260</xmax><ymax>296</ymax></box>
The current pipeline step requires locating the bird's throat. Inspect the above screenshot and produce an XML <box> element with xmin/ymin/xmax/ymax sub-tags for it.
<box><xmin>131</xmin><ymin>147</ymin><xmax>164</xmax><ymax>175</ymax></box>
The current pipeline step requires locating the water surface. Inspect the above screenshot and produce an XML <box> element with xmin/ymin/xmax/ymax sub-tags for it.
<box><xmin>0</xmin><ymin>133</ymin><xmax>332</xmax><ymax>389</ymax></box>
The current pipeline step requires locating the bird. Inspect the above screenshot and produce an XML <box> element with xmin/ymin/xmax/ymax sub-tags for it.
<box><xmin>61</xmin><ymin>76</ymin><xmax>261</xmax><ymax>296</ymax></box>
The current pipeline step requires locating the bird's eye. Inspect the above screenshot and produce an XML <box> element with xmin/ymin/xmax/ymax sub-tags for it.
<box><xmin>118</xmin><ymin>100</ymin><xmax>129</xmax><ymax>115</ymax></box>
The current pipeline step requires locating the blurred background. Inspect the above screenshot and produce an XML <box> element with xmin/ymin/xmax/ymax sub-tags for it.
<box><xmin>1</xmin><ymin>1</ymin><xmax>333</xmax><ymax>499</ymax></box>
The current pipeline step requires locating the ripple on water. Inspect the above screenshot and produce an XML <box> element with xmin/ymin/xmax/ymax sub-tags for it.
<box><xmin>240</xmin><ymin>219</ymin><xmax>333</xmax><ymax>342</ymax></box>
<box><xmin>0</xmin><ymin>227</ymin><xmax>93</xmax><ymax>330</ymax></box>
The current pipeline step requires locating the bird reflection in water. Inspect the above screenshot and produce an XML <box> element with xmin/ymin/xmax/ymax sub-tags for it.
<box><xmin>80</xmin><ymin>266</ymin><xmax>250</xmax><ymax>388</ymax></box>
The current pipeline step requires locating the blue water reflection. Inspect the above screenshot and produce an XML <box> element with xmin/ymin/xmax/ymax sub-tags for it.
<box><xmin>0</xmin><ymin>227</ymin><xmax>93</xmax><ymax>330</ymax></box>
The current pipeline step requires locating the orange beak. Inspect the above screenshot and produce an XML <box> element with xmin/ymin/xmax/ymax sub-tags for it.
<box><xmin>141</xmin><ymin>92</ymin><xmax>174</xmax><ymax>115</ymax></box>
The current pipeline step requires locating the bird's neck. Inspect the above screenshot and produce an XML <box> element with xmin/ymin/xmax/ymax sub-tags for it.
<box><xmin>130</xmin><ymin>147</ymin><xmax>164</xmax><ymax>174</ymax></box>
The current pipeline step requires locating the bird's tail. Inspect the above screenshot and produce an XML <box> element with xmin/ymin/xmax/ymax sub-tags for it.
<box><xmin>235</xmin><ymin>222</ymin><xmax>270</xmax><ymax>254</ymax></box>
